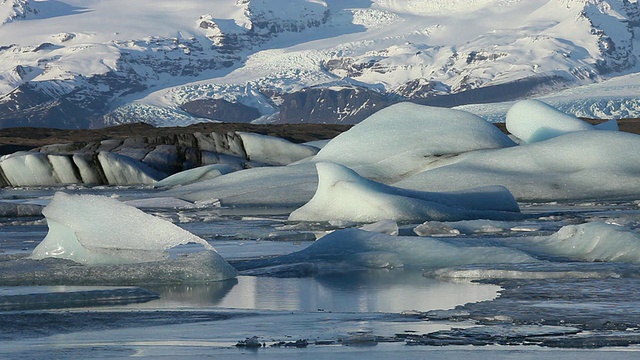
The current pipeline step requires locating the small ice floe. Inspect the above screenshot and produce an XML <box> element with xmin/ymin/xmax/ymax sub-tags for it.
<box><xmin>523</xmin><ymin>221</ymin><xmax>640</xmax><ymax>262</ymax></box>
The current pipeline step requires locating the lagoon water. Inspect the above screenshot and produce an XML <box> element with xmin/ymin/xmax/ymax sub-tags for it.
<box><xmin>2</xmin><ymin>185</ymin><xmax>640</xmax><ymax>358</ymax></box>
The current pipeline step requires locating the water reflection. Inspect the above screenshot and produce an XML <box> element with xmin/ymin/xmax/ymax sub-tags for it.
<box><xmin>143</xmin><ymin>271</ymin><xmax>499</xmax><ymax>313</ymax></box>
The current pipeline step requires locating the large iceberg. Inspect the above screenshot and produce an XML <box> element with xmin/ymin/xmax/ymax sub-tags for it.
<box><xmin>165</xmin><ymin>103</ymin><xmax>517</xmax><ymax>207</ymax></box>
<box><xmin>30</xmin><ymin>192</ymin><xmax>237</xmax><ymax>281</ymax></box>
<box><xmin>395</xmin><ymin>130</ymin><xmax>640</xmax><ymax>201</ymax></box>
<box><xmin>0</xmin><ymin>151</ymin><xmax>166</xmax><ymax>187</ymax></box>
<box><xmin>505</xmin><ymin>99</ymin><xmax>596</xmax><ymax>143</ymax></box>
<box><xmin>289</xmin><ymin>162</ymin><xmax>520</xmax><ymax>223</ymax></box>
<box><xmin>313</xmin><ymin>102</ymin><xmax>516</xmax><ymax>182</ymax></box>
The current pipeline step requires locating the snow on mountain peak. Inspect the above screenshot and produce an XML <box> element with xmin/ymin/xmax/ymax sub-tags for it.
<box><xmin>0</xmin><ymin>0</ymin><xmax>639</xmax><ymax>128</ymax></box>
<box><xmin>0</xmin><ymin>0</ymin><xmax>36</xmax><ymax>24</ymax></box>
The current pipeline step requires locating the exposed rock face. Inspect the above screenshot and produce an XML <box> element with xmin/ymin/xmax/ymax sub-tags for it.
<box><xmin>181</xmin><ymin>98</ymin><xmax>261</xmax><ymax>123</ymax></box>
<box><xmin>0</xmin><ymin>130</ymin><xmax>319</xmax><ymax>187</ymax></box>
<box><xmin>278</xmin><ymin>86</ymin><xmax>390</xmax><ymax>124</ymax></box>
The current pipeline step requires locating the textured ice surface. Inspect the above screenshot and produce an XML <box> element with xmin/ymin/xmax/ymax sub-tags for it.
<box><xmin>30</xmin><ymin>192</ymin><xmax>237</xmax><ymax>281</ymax></box>
<box><xmin>289</xmin><ymin>162</ymin><xmax>520</xmax><ymax>223</ymax></box>
<box><xmin>154</xmin><ymin>164</ymin><xmax>234</xmax><ymax>188</ymax></box>
<box><xmin>313</xmin><ymin>102</ymin><xmax>515</xmax><ymax>182</ymax></box>
<box><xmin>396</xmin><ymin>130</ymin><xmax>640</xmax><ymax>201</ymax></box>
<box><xmin>0</xmin><ymin>286</ymin><xmax>159</xmax><ymax>310</ymax></box>
<box><xmin>505</xmin><ymin>99</ymin><xmax>595</xmax><ymax>143</ymax></box>
<box><xmin>524</xmin><ymin>222</ymin><xmax>640</xmax><ymax>262</ymax></box>
<box><xmin>237</xmin><ymin>228</ymin><xmax>537</xmax><ymax>272</ymax></box>
<box><xmin>164</xmin><ymin>162</ymin><xmax>317</xmax><ymax>206</ymax></box>
<box><xmin>97</xmin><ymin>151</ymin><xmax>165</xmax><ymax>185</ymax></box>
<box><xmin>238</xmin><ymin>132</ymin><xmax>319</xmax><ymax>166</ymax></box>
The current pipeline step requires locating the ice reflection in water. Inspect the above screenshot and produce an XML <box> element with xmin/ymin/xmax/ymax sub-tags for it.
<box><xmin>135</xmin><ymin>272</ymin><xmax>499</xmax><ymax>313</ymax></box>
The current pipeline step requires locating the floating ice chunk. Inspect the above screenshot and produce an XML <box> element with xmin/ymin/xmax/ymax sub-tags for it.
<box><xmin>313</xmin><ymin>102</ymin><xmax>515</xmax><ymax>182</ymax></box>
<box><xmin>123</xmin><ymin>197</ymin><xmax>196</xmax><ymax>209</ymax></box>
<box><xmin>30</xmin><ymin>192</ymin><xmax>237</xmax><ymax>281</ymax></box>
<box><xmin>505</xmin><ymin>100</ymin><xmax>594</xmax><ymax>143</ymax></box>
<box><xmin>414</xmin><ymin>222</ymin><xmax>461</xmax><ymax>237</ymax></box>
<box><xmin>98</xmin><ymin>151</ymin><xmax>165</xmax><ymax>185</ymax></box>
<box><xmin>526</xmin><ymin>222</ymin><xmax>640</xmax><ymax>262</ymax></box>
<box><xmin>154</xmin><ymin>164</ymin><xmax>234</xmax><ymax>188</ymax></box>
<box><xmin>359</xmin><ymin>219</ymin><xmax>399</xmax><ymax>236</ymax></box>
<box><xmin>238</xmin><ymin>132</ymin><xmax>319</xmax><ymax>166</ymax></box>
<box><xmin>288</xmin><ymin>162</ymin><xmax>520</xmax><ymax>223</ymax></box>
<box><xmin>396</xmin><ymin>131</ymin><xmax>640</xmax><ymax>201</ymax></box>
<box><xmin>237</xmin><ymin>228</ymin><xmax>536</xmax><ymax>271</ymax></box>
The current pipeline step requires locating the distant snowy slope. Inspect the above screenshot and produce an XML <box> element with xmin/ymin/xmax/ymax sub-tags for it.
<box><xmin>0</xmin><ymin>0</ymin><xmax>639</xmax><ymax>128</ymax></box>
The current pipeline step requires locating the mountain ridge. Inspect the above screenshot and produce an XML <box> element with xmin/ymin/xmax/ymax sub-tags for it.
<box><xmin>0</xmin><ymin>0</ymin><xmax>639</xmax><ymax>128</ymax></box>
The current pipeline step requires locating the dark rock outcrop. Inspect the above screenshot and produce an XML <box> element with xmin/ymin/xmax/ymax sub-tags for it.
<box><xmin>181</xmin><ymin>98</ymin><xmax>262</xmax><ymax>123</ymax></box>
<box><xmin>278</xmin><ymin>86</ymin><xmax>390</xmax><ymax>124</ymax></box>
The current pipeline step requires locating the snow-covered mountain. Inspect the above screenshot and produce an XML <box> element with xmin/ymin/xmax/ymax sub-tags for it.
<box><xmin>0</xmin><ymin>0</ymin><xmax>639</xmax><ymax>128</ymax></box>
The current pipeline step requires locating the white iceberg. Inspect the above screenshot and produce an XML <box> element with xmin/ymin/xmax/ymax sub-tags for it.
<box><xmin>164</xmin><ymin>163</ymin><xmax>317</xmax><ymax>206</ymax></box>
<box><xmin>238</xmin><ymin>132</ymin><xmax>319</xmax><ymax>166</ymax></box>
<box><xmin>164</xmin><ymin>103</ymin><xmax>516</xmax><ymax>207</ymax></box>
<box><xmin>30</xmin><ymin>192</ymin><xmax>237</xmax><ymax>281</ymax></box>
<box><xmin>395</xmin><ymin>130</ymin><xmax>640</xmax><ymax>201</ymax></box>
<box><xmin>0</xmin><ymin>152</ymin><xmax>66</xmax><ymax>186</ymax></box>
<box><xmin>98</xmin><ymin>151</ymin><xmax>165</xmax><ymax>185</ymax></box>
<box><xmin>505</xmin><ymin>99</ymin><xmax>595</xmax><ymax>144</ymax></box>
<box><xmin>237</xmin><ymin>228</ymin><xmax>537</xmax><ymax>271</ymax></box>
<box><xmin>313</xmin><ymin>102</ymin><xmax>515</xmax><ymax>182</ymax></box>
<box><xmin>523</xmin><ymin>222</ymin><xmax>640</xmax><ymax>262</ymax></box>
<box><xmin>289</xmin><ymin>162</ymin><xmax>521</xmax><ymax>223</ymax></box>
<box><xmin>154</xmin><ymin>164</ymin><xmax>234</xmax><ymax>188</ymax></box>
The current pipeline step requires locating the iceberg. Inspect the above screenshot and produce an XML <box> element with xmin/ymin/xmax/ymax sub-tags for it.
<box><xmin>289</xmin><ymin>162</ymin><xmax>521</xmax><ymax>223</ymax></box>
<box><xmin>97</xmin><ymin>151</ymin><xmax>166</xmax><ymax>185</ymax></box>
<box><xmin>313</xmin><ymin>102</ymin><xmax>515</xmax><ymax>182</ymax></box>
<box><xmin>523</xmin><ymin>222</ymin><xmax>640</xmax><ymax>263</ymax></box>
<box><xmin>236</xmin><ymin>228</ymin><xmax>537</xmax><ymax>272</ymax></box>
<box><xmin>0</xmin><ymin>152</ymin><xmax>63</xmax><ymax>186</ymax></box>
<box><xmin>505</xmin><ymin>99</ymin><xmax>595</xmax><ymax>143</ymax></box>
<box><xmin>165</xmin><ymin>103</ymin><xmax>517</xmax><ymax>207</ymax></box>
<box><xmin>164</xmin><ymin>163</ymin><xmax>318</xmax><ymax>206</ymax></box>
<box><xmin>30</xmin><ymin>192</ymin><xmax>237</xmax><ymax>281</ymax></box>
<box><xmin>238</xmin><ymin>132</ymin><xmax>319</xmax><ymax>166</ymax></box>
<box><xmin>0</xmin><ymin>151</ymin><xmax>166</xmax><ymax>187</ymax></box>
<box><xmin>395</xmin><ymin>130</ymin><xmax>640</xmax><ymax>201</ymax></box>
<box><xmin>154</xmin><ymin>164</ymin><xmax>234</xmax><ymax>188</ymax></box>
